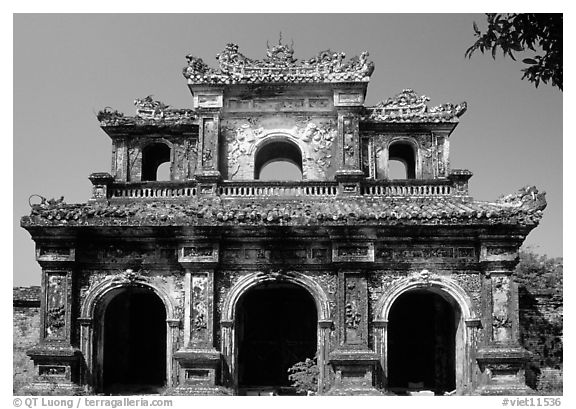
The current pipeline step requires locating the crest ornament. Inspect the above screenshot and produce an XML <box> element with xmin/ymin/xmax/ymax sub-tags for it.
<box><xmin>408</xmin><ymin>269</ymin><xmax>440</xmax><ymax>285</ymax></box>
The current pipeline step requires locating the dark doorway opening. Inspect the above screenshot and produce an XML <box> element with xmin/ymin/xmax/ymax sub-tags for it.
<box><xmin>387</xmin><ymin>290</ymin><xmax>457</xmax><ymax>395</ymax></box>
<box><xmin>142</xmin><ymin>142</ymin><xmax>171</xmax><ymax>181</ymax></box>
<box><xmin>388</xmin><ymin>142</ymin><xmax>416</xmax><ymax>179</ymax></box>
<box><xmin>102</xmin><ymin>287</ymin><xmax>166</xmax><ymax>394</ymax></box>
<box><xmin>236</xmin><ymin>282</ymin><xmax>317</xmax><ymax>395</ymax></box>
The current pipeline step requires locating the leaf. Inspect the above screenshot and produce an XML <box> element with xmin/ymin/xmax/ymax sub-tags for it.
<box><xmin>523</xmin><ymin>58</ymin><xmax>537</xmax><ymax>64</ymax></box>
<box><xmin>473</xmin><ymin>21</ymin><xmax>480</xmax><ymax>35</ymax></box>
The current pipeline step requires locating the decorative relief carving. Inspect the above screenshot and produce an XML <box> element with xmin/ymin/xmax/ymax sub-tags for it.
<box><xmin>45</xmin><ymin>273</ymin><xmax>66</xmax><ymax>339</ymax></box>
<box><xmin>344</xmin><ymin>277</ymin><xmax>365</xmax><ymax>344</ymax></box>
<box><xmin>299</xmin><ymin>120</ymin><xmax>335</xmax><ymax>173</ymax></box>
<box><xmin>338</xmin><ymin>246</ymin><xmax>368</xmax><ymax>257</ymax></box>
<box><xmin>345</xmin><ymin>300</ymin><xmax>362</xmax><ymax>329</ymax></box>
<box><xmin>183</xmin><ymin>247</ymin><xmax>213</xmax><ymax>258</ymax></box>
<box><xmin>183</xmin><ymin>41</ymin><xmax>374</xmax><ymax>83</ymax></box>
<box><xmin>202</xmin><ymin>118</ymin><xmax>216</xmax><ymax>169</ymax></box>
<box><xmin>492</xmin><ymin>275</ymin><xmax>512</xmax><ymax>342</ymax></box>
<box><xmin>408</xmin><ymin>269</ymin><xmax>441</xmax><ymax>284</ymax></box>
<box><xmin>192</xmin><ymin>276</ymin><xmax>208</xmax><ymax>335</ymax></box>
<box><xmin>377</xmin><ymin>246</ymin><xmax>476</xmax><ymax>261</ymax></box>
<box><xmin>39</xmin><ymin>365</ymin><xmax>67</xmax><ymax>377</ymax></box>
<box><xmin>487</xmin><ymin>246</ymin><xmax>516</xmax><ymax>256</ymax></box>
<box><xmin>224</xmin><ymin>117</ymin><xmax>336</xmax><ymax>178</ymax></box>
<box><xmin>40</xmin><ymin>248</ymin><xmax>70</xmax><ymax>257</ymax></box>
<box><xmin>112</xmin><ymin>268</ymin><xmax>150</xmax><ymax>284</ymax></box>
<box><xmin>343</xmin><ymin>117</ymin><xmax>355</xmax><ymax>163</ymax></box>
<box><xmin>222</xmin><ymin>245</ymin><xmax>329</xmax><ymax>264</ymax></box>
<box><xmin>308</xmin><ymin>98</ymin><xmax>330</xmax><ymax>108</ymax></box>
<box><xmin>334</xmin><ymin>243</ymin><xmax>374</xmax><ymax>263</ymax></box>
<box><xmin>365</xmin><ymin>89</ymin><xmax>467</xmax><ymax>123</ymax></box>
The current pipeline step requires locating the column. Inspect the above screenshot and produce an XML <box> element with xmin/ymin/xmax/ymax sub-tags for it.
<box><xmin>326</xmin><ymin>241</ymin><xmax>382</xmax><ymax>395</ymax></box>
<box><xmin>173</xmin><ymin>242</ymin><xmax>229</xmax><ymax>395</ymax></box>
<box><xmin>476</xmin><ymin>243</ymin><xmax>532</xmax><ymax>395</ymax></box>
<box><xmin>25</xmin><ymin>244</ymin><xmax>82</xmax><ymax>394</ymax></box>
<box><xmin>193</xmin><ymin>88</ymin><xmax>223</xmax><ymax>196</ymax></box>
<box><xmin>333</xmin><ymin>85</ymin><xmax>366</xmax><ymax>196</ymax></box>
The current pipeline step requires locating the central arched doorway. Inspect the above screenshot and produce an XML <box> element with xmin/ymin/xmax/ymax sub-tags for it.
<box><xmin>387</xmin><ymin>289</ymin><xmax>459</xmax><ymax>395</ymax></box>
<box><xmin>236</xmin><ymin>281</ymin><xmax>317</xmax><ymax>395</ymax></box>
<box><xmin>98</xmin><ymin>287</ymin><xmax>167</xmax><ymax>395</ymax></box>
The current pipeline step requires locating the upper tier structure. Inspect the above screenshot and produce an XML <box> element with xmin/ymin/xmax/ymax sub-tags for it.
<box><xmin>23</xmin><ymin>41</ymin><xmax>546</xmax><ymax>230</ymax></box>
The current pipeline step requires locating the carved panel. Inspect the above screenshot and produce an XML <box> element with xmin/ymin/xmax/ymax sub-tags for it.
<box><xmin>487</xmin><ymin>246</ymin><xmax>516</xmax><ymax>256</ymax></box>
<box><xmin>39</xmin><ymin>365</ymin><xmax>67</xmax><ymax>377</ymax></box>
<box><xmin>333</xmin><ymin>243</ymin><xmax>374</xmax><ymax>263</ymax></box>
<box><xmin>342</xmin><ymin>116</ymin><xmax>356</xmax><ymax>166</ymax></box>
<box><xmin>45</xmin><ymin>273</ymin><xmax>67</xmax><ymax>340</ymax></box>
<box><xmin>222</xmin><ymin>244</ymin><xmax>331</xmax><ymax>264</ymax></box>
<box><xmin>191</xmin><ymin>275</ymin><xmax>209</xmax><ymax>343</ymax></box>
<box><xmin>201</xmin><ymin>118</ymin><xmax>217</xmax><ymax>169</ymax></box>
<box><xmin>196</xmin><ymin>94</ymin><xmax>223</xmax><ymax>108</ymax></box>
<box><xmin>37</xmin><ymin>248</ymin><xmax>75</xmax><ymax>263</ymax></box>
<box><xmin>377</xmin><ymin>246</ymin><xmax>476</xmax><ymax>262</ymax></box>
<box><xmin>179</xmin><ymin>244</ymin><xmax>219</xmax><ymax>264</ymax></box>
<box><xmin>308</xmin><ymin>98</ymin><xmax>330</xmax><ymax>109</ymax></box>
<box><xmin>492</xmin><ymin>275</ymin><xmax>512</xmax><ymax>342</ymax></box>
<box><xmin>343</xmin><ymin>275</ymin><xmax>367</xmax><ymax>345</ymax></box>
<box><xmin>335</xmin><ymin>92</ymin><xmax>363</xmax><ymax>106</ymax></box>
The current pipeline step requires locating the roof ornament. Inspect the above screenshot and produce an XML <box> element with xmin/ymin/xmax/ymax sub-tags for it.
<box><xmin>183</xmin><ymin>41</ymin><xmax>374</xmax><ymax>83</ymax></box>
<box><xmin>134</xmin><ymin>95</ymin><xmax>169</xmax><ymax>120</ymax></box>
<box><xmin>366</xmin><ymin>89</ymin><xmax>467</xmax><ymax>123</ymax></box>
<box><xmin>496</xmin><ymin>186</ymin><xmax>547</xmax><ymax>211</ymax></box>
<box><xmin>265</xmin><ymin>32</ymin><xmax>296</xmax><ymax>64</ymax></box>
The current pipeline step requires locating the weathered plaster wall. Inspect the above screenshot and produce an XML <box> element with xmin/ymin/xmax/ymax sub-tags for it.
<box><xmin>520</xmin><ymin>290</ymin><xmax>563</xmax><ymax>393</ymax></box>
<box><xmin>13</xmin><ymin>287</ymin><xmax>41</xmax><ymax>394</ymax></box>
<box><xmin>220</xmin><ymin>115</ymin><xmax>338</xmax><ymax>180</ymax></box>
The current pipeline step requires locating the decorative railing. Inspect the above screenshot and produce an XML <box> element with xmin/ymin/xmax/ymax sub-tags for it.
<box><xmin>361</xmin><ymin>180</ymin><xmax>452</xmax><ymax>197</ymax></box>
<box><xmin>105</xmin><ymin>179</ymin><xmax>461</xmax><ymax>201</ymax></box>
<box><xmin>110</xmin><ymin>181</ymin><xmax>198</xmax><ymax>199</ymax></box>
<box><xmin>219</xmin><ymin>181</ymin><xmax>338</xmax><ymax>198</ymax></box>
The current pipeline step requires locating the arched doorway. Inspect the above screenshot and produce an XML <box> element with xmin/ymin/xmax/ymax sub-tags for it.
<box><xmin>141</xmin><ymin>142</ymin><xmax>171</xmax><ymax>181</ymax></box>
<box><xmin>254</xmin><ymin>139</ymin><xmax>303</xmax><ymax>180</ymax></box>
<box><xmin>236</xmin><ymin>281</ymin><xmax>317</xmax><ymax>395</ymax></box>
<box><xmin>97</xmin><ymin>287</ymin><xmax>167</xmax><ymax>394</ymax></box>
<box><xmin>387</xmin><ymin>289</ymin><xmax>460</xmax><ymax>395</ymax></box>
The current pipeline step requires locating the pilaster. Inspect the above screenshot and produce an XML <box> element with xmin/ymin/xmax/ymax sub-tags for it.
<box><xmin>173</xmin><ymin>242</ymin><xmax>229</xmax><ymax>395</ymax></box>
<box><xmin>476</xmin><ymin>243</ymin><xmax>533</xmax><ymax>395</ymax></box>
<box><xmin>24</xmin><ymin>243</ymin><xmax>83</xmax><ymax>394</ymax></box>
<box><xmin>326</xmin><ymin>239</ymin><xmax>381</xmax><ymax>395</ymax></box>
<box><xmin>194</xmin><ymin>87</ymin><xmax>223</xmax><ymax>187</ymax></box>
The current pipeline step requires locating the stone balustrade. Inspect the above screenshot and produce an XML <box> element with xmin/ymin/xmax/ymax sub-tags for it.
<box><xmin>219</xmin><ymin>181</ymin><xmax>338</xmax><ymax>198</ymax></box>
<box><xmin>106</xmin><ymin>179</ymin><xmax>460</xmax><ymax>201</ymax></box>
<box><xmin>361</xmin><ymin>182</ymin><xmax>452</xmax><ymax>197</ymax></box>
<box><xmin>110</xmin><ymin>182</ymin><xmax>199</xmax><ymax>199</ymax></box>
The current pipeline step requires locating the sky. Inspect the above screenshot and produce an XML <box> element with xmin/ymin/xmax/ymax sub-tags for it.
<box><xmin>12</xmin><ymin>13</ymin><xmax>563</xmax><ymax>287</ymax></box>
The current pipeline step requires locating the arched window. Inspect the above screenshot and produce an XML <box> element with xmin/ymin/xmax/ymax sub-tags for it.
<box><xmin>141</xmin><ymin>142</ymin><xmax>171</xmax><ymax>181</ymax></box>
<box><xmin>388</xmin><ymin>142</ymin><xmax>416</xmax><ymax>179</ymax></box>
<box><xmin>254</xmin><ymin>139</ymin><xmax>303</xmax><ymax>181</ymax></box>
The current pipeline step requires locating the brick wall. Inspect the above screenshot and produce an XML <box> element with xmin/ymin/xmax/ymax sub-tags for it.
<box><xmin>13</xmin><ymin>287</ymin><xmax>41</xmax><ymax>394</ymax></box>
<box><xmin>519</xmin><ymin>288</ymin><xmax>563</xmax><ymax>394</ymax></box>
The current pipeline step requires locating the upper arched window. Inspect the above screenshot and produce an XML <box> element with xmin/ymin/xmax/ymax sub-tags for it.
<box><xmin>388</xmin><ymin>142</ymin><xmax>416</xmax><ymax>179</ymax></box>
<box><xmin>254</xmin><ymin>139</ymin><xmax>303</xmax><ymax>181</ymax></box>
<box><xmin>142</xmin><ymin>142</ymin><xmax>171</xmax><ymax>181</ymax></box>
